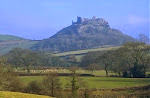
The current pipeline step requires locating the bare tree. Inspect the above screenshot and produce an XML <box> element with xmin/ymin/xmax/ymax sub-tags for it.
<box><xmin>43</xmin><ymin>72</ymin><xmax>62</xmax><ymax>97</ymax></box>
<box><xmin>69</xmin><ymin>67</ymin><xmax>79</xmax><ymax>98</ymax></box>
<box><xmin>138</xmin><ymin>33</ymin><xmax>149</xmax><ymax>44</ymax></box>
<box><xmin>86</xmin><ymin>63</ymin><xmax>100</xmax><ymax>75</ymax></box>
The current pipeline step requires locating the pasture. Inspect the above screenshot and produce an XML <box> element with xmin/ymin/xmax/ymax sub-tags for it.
<box><xmin>19</xmin><ymin>76</ymin><xmax>150</xmax><ymax>89</ymax></box>
<box><xmin>16</xmin><ymin>67</ymin><xmax>150</xmax><ymax>89</ymax></box>
<box><xmin>53</xmin><ymin>46</ymin><xmax>119</xmax><ymax>57</ymax></box>
<box><xmin>52</xmin><ymin>46</ymin><xmax>120</xmax><ymax>62</ymax></box>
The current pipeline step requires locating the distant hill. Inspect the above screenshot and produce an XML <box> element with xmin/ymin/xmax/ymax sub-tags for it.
<box><xmin>0</xmin><ymin>34</ymin><xmax>24</xmax><ymax>42</ymax></box>
<box><xmin>0</xmin><ymin>34</ymin><xmax>39</xmax><ymax>54</ymax></box>
<box><xmin>32</xmin><ymin>16</ymin><xmax>136</xmax><ymax>52</ymax></box>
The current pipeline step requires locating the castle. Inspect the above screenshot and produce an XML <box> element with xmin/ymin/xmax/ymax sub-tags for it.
<box><xmin>72</xmin><ymin>16</ymin><xmax>109</xmax><ymax>26</ymax></box>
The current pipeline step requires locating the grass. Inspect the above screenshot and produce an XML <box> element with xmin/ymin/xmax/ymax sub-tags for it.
<box><xmin>53</xmin><ymin>46</ymin><xmax>119</xmax><ymax>57</ymax></box>
<box><xmin>52</xmin><ymin>46</ymin><xmax>119</xmax><ymax>62</ymax></box>
<box><xmin>0</xmin><ymin>34</ymin><xmax>24</xmax><ymax>41</ymax></box>
<box><xmin>92</xmin><ymin>90</ymin><xmax>150</xmax><ymax>97</ymax></box>
<box><xmin>19</xmin><ymin>76</ymin><xmax>150</xmax><ymax>89</ymax></box>
<box><xmin>0</xmin><ymin>91</ymin><xmax>53</xmax><ymax>98</ymax></box>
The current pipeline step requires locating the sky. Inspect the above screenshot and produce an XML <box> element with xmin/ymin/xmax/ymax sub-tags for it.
<box><xmin>0</xmin><ymin>0</ymin><xmax>149</xmax><ymax>40</ymax></box>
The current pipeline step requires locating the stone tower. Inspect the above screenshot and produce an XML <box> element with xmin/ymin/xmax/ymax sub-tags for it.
<box><xmin>77</xmin><ymin>16</ymin><xmax>84</xmax><ymax>24</ymax></box>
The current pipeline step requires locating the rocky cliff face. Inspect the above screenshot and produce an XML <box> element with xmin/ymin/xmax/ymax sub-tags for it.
<box><xmin>31</xmin><ymin>16</ymin><xmax>136</xmax><ymax>52</ymax></box>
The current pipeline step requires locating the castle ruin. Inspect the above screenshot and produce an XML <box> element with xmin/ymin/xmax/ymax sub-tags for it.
<box><xmin>72</xmin><ymin>16</ymin><xmax>109</xmax><ymax>27</ymax></box>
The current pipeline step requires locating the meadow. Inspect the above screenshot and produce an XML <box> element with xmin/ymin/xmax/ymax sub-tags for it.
<box><xmin>53</xmin><ymin>46</ymin><xmax>119</xmax><ymax>56</ymax></box>
<box><xmin>15</xmin><ymin>67</ymin><xmax>150</xmax><ymax>89</ymax></box>
<box><xmin>19</xmin><ymin>76</ymin><xmax>150</xmax><ymax>89</ymax></box>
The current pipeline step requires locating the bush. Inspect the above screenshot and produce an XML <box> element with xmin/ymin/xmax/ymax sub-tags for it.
<box><xmin>0</xmin><ymin>67</ymin><xmax>23</xmax><ymax>92</ymax></box>
<box><xmin>43</xmin><ymin>72</ymin><xmax>62</xmax><ymax>97</ymax></box>
<box><xmin>131</xmin><ymin>66</ymin><xmax>146</xmax><ymax>78</ymax></box>
<box><xmin>24</xmin><ymin>81</ymin><xmax>42</xmax><ymax>94</ymax></box>
<box><xmin>123</xmin><ymin>71</ymin><xmax>130</xmax><ymax>78</ymax></box>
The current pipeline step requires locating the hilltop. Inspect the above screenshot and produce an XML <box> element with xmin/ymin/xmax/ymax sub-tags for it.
<box><xmin>0</xmin><ymin>34</ymin><xmax>24</xmax><ymax>42</ymax></box>
<box><xmin>32</xmin><ymin>16</ymin><xmax>136</xmax><ymax>52</ymax></box>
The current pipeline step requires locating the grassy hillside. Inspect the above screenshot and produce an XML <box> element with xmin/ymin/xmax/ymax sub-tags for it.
<box><xmin>53</xmin><ymin>46</ymin><xmax>119</xmax><ymax>61</ymax></box>
<box><xmin>0</xmin><ymin>34</ymin><xmax>40</xmax><ymax>54</ymax></box>
<box><xmin>0</xmin><ymin>91</ymin><xmax>53</xmax><ymax>98</ymax></box>
<box><xmin>0</xmin><ymin>40</ymin><xmax>39</xmax><ymax>54</ymax></box>
<box><xmin>0</xmin><ymin>34</ymin><xmax>24</xmax><ymax>41</ymax></box>
<box><xmin>54</xmin><ymin>46</ymin><xmax>119</xmax><ymax>56</ymax></box>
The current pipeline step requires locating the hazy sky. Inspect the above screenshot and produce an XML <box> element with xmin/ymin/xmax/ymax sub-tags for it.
<box><xmin>0</xmin><ymin>0</ymin><xmax>149</xmax><ymax>40</ymax></box>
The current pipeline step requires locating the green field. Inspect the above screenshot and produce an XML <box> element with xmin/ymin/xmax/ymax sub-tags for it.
<box><xmin>0</xmin><ymin>91</ymin><xmax>53</xmax><ymax>98</ymax></box>
<box><xmin>52</xmin><ymin>46</ymin><xmax>120</xmax><ymax>62</ymax></box>
<box><xmin>53</xmin><ymin>46</ymin><xmax>119</xmax><ymax>57</ymax></box>
<box><xmin>19</xmin><ymin>76</ymin><xmax>150</xmax><ymax>89</ymax></box>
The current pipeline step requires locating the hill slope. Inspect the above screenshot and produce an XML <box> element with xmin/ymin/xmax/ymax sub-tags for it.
<box><xmin>0</xmin><ymin>34</ymin><xmax>24</xmax><ymax>42</ymax></box>
<box><xmin>0</xmin><ymin>40</ymin><xmax>39</xmax><ymax>54</ymax></box>
<box><xmin>0</xmin><ymin>34</ymin><xmax>39</xmax><ymax>54</ymax></box>
<box><xmin>0</xmin><ymin>91</ymin><xmax>53</xmax><ymax>98</ymax></box>
<box><xmin>32</xmin><ymin>17</ymin><xmax>136</xmax><ymax>52</ymax></box>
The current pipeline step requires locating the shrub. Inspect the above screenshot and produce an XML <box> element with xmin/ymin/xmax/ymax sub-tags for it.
<box><xmin>0</xmin><ymin>66</ymin><xmax>23</xmax><ymax>92</ymax></box>
<box><xmin>24</xmin><ymin>81</ymin><xmax>42</xmax><ymax>94</ymax></box>
<box><xmin>43</xmin><ymin>72</ymin><xmax>62</xmax><ymax>97</ymax></box>
<box><xmin>123</xmin><ymin>71</ymin><xmax>130</xmax><ymax>78</ymax></box>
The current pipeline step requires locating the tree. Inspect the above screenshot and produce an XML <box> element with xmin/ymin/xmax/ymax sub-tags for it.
<box><xmin>95</xmin><ymin>42</ymin><xmax>150</xmax><ymax>78</ymax></box>
<box><xmin>43</xmin><ymin>72</ymin><xmax>62</xmax><ymax>97</ymax></box>
<box><xmin>24</xmin><ymin>81</ymin><xmax>42</xmax><ymax>94</ymax></box>
<box><xmin>80</xmin><ymin>51</ymin><xmax>106</xmax><ymax>67</ymax></box>
<box><xmin>138</xmin><ymin>33</ymin><xmax>149</xmax><ymax>44</ymax></box>
<box><xmin>86</xmin><ymin>63</ymin><xmax>100</xmax><ymax>75</ymax></box>
<box><xmin>68</xmin><ymin>54</ymin><xmax>77</xmax><ymax>62</ymax></box>
<box><xmin>69</xmin><ymin>67</ymin><xmax>79</xmax><ymax>98</ymax></box>
<box><xmin>7</xmin><ymin>48</ymin><xmax>41</xmax><ymax>73</ymax></box>
<box><xmin>108</xmin><ymin>42</ymin><xmax>150</xmax><ymax>77</ymax></box>
<box><xmin>96</xmin><ymin>50</ymin><xmax>116</xmax><ymax>76</ymax></box>
<box><xmin>123</xmin><ymin>42</ymin><xmax>150</xmax><ymax>77</ymax></box>
<box><xmin>0</xmin><ymin>56</ymin><xmax>22</xmax><ymax>91</ymax></box>
<box><xmin>40</xmin><ymin>53</ymin><xmax>68</xmax><ymax>67</ymax></box>
<box><xmin>20</xmin><ymin>50</ymin><xmax>41</xmax><ymax>73</ymax></box>
<box><xmin>67</xmin><ymin>67</ymin><xmax>89</xmax><ymax>98</ymax></box>
<box><xmin>6</xmin><ymin>48</ymin><xmax>23</xmax><ymax>70</ymax></box>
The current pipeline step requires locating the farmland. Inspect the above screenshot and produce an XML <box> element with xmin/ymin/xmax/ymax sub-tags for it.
<box><xmin>52</xmin><ymin>46</ymin><xmax>119</xmax><ymax>62</ymax></box>
<box><xmin>17</xmin><ymin>68</ymin><xmax>150</xmax><ymax>97</ymax></box>
<box><xmin>53</xmin><ymin>46</ymin><xmax>119</xmax><ymax>56</ymax></box>
<box><xmin>1</xmin><ymin>42</ymin><xmax>150</xmax><ymax>97</ymax></box>
<box><xmin>18</xmin><ymin>72</ymin><xmax>150</xmax><ymax>89</ymax></box>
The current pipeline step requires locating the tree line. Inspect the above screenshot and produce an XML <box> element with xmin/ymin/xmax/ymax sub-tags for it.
<box><xmin>3</xmin><ymin>48</ymin><xmax>69</xmax><ymax>73</ymax></box>
<box><xmin>80</xmin><ymin>42</ymin><xmax>150</xmax><ymax>78</ymax></box>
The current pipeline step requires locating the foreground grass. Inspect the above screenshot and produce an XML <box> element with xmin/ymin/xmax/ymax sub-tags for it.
<box><xmin>19</xmin><ymin>76</ymin><xmax>150</xmax><ymax>89</ymax></box>
<box><xmin>92</xmin><ymin>90</ymin><xmax>150</xmax><ymax>97</ymax></box>
<box><xmin>0</xmin><ymin>91</ymin><xmax>53</xmax><ymax>98</ymax></box>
